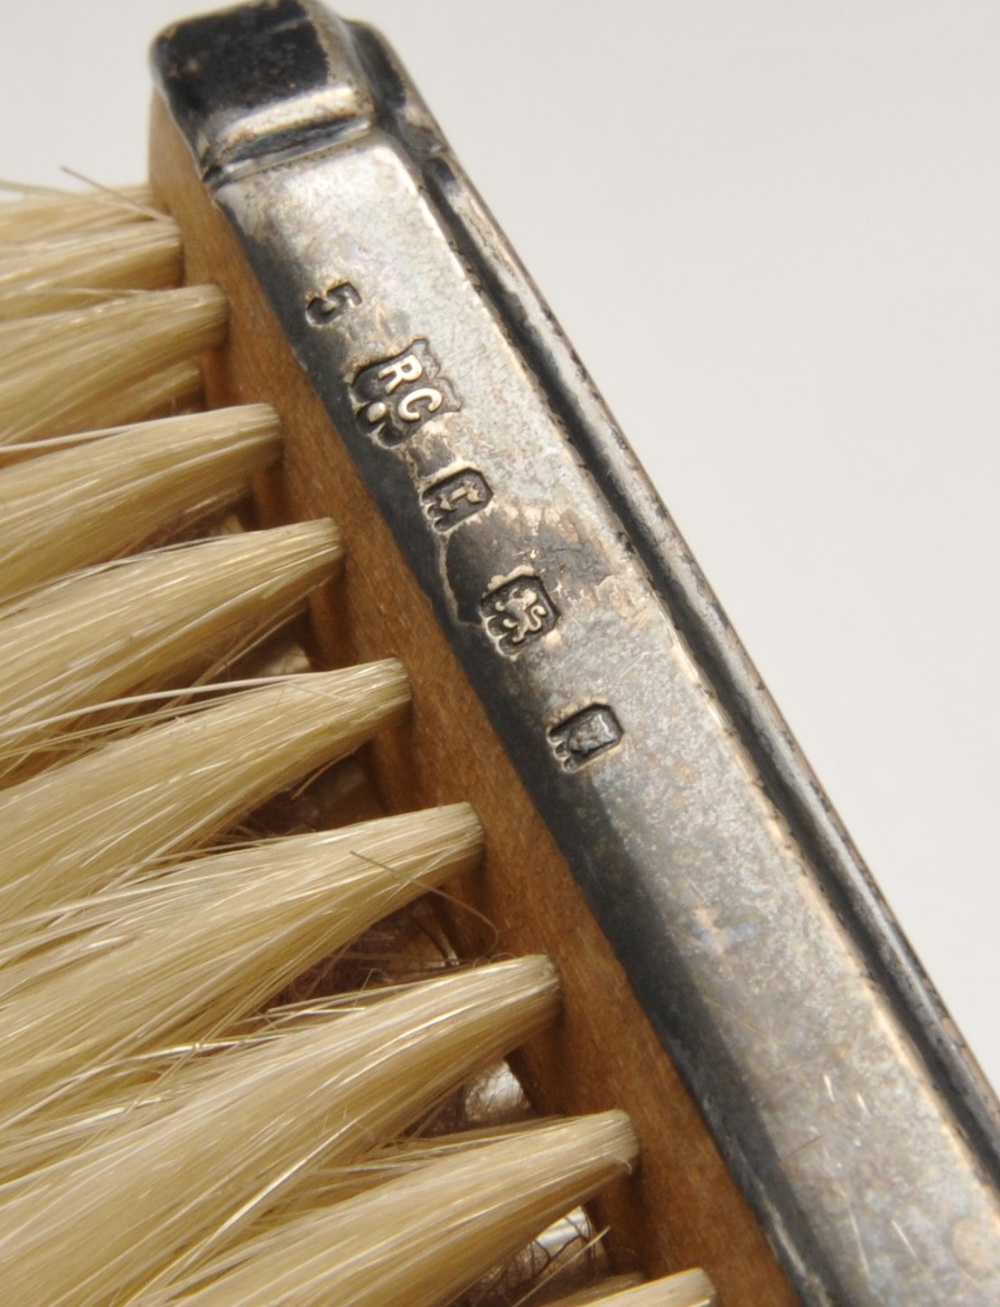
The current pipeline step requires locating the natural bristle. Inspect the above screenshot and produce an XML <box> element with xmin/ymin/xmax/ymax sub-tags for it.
<box><xmin>0</xmin><ymin>404</ymin><xmax>281</xmax><ymax>596</ymax></box>
<box><xmin>0</xmin><ymin>184</ymin><xmax>159</xmax><ymax>243</ymax></box>
<box><xmin>0</xmin><ymin>285</ymin><xmax>227</xmax><ymax>442</ymax></box>
<box><xmin>0</xmin><ymin>662</ymin><xmax>410</xmax><ymax>917</ymax></box>
<box><xmin>0</xmin><ymin>218</ymin><xmax>183</xmax><ymax>319</ymax></box>
<box><xmin>0</xmin><ymin>192</ymin><xmax>667</xmax><ymax>1306</ymax></box>
<box><xmin>0</xmin><ymin>58</ymin><xmax>722</xmax><ymax>1298</ymax></box>
<box><xmin>155</xmin><ymin>1111</ymin><xmax>637</xmax><ymax>1307</ymax></box>
<box><xmin>0</xmin><ymin>519</ymin><xmax>342</xmax><ymax>774</ymax></box>
<box><xmin>546</xmin><ymin>1271</ymin><xmax>718</xmax><ymax>1307</ymax></box>
<box><xmin>0</xmin><ymin>958</ymin><xmax>561</xmax><ymax>1306</ymax></box>
<box><xmin>0</xmin><ymin>805</ymin><xmax>482</xmax><ymax>1136</ymax></box>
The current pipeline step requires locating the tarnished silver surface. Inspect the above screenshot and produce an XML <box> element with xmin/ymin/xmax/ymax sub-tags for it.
<box><xmin>154</xmin><ymin>5</ymin><xmax>1000</xmax><ymax>1304</ymax></box>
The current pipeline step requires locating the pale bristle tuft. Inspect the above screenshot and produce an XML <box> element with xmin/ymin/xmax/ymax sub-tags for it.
<box><xmin>150</xmin><ymin>1111</ymin><xmax>638</xmax><ymax>1307</ymax></box>
<box><xmin>0</xmin><ymin>219</ymin><xmax>183</xmax><ymax>319</ymax></box>
<box><xmin>0</xmin><ymin>184</ymin><xmax>160</xmax><ymax>243</ymax></box>
<box><xmin>93</xmin><ymin>356</ymin><xmax>205</xmax><ymax>429</ymax></box>
<box><xmin>0</xmin><ymin>804</ymin><xmax>482</xmax><ymax>1132</ymax></box>
<box><xmin>0</xmin><ymin>957</ymin><xmax>560</xmax><ymax>1307</ymax></box>
<box><xmin>0</xmin><ymin>285</ymin><xmax>227</xmax><ymax>442</ymax></box>
<box><xmin>0</xmin><ymin>662</ymin><xmax>410</xmax><ymax>917</ymax></box>
<box><xmin>0</xmin><ymin>155</ymin><xmax>701</xmax><ymax>1306</ymax></box>
<box><xmin>0</xmin><ymin>404</ymin><xmax>281</xmax><ymax>596</ymax></box>
<box><xmin>0</xmin><ymin>520</ymin><xmax>342</xmax><ymax>775</ymax></box>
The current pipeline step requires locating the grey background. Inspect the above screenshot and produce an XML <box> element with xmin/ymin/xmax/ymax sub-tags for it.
<box><xmin>4</xmin><ymin>1</ymin><xmax>998</xmax><ymax>1090</ymax></box>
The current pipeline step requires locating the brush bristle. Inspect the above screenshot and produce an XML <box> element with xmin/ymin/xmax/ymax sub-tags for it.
<box><xmin>150</xmin><ymin>1111</ymin><xmax>638</xmax><ymax>1307</ymax></box>
<box><xmin>0</xmin><ymin>184</ymin><xmax>160</xmax><ymax>242</ymax></box>
<box><xmin>0</xmin><ymin>958</ymin><xmax>561</xmax><ymax>1306</ymax></box>
<box><xmin>0</xmin><ymin>805</ymin><xmax>483</xmax><ymax>1131</ymax></box>
<box><xmin>0</xmin><ymin>520</ymin><xmax>342</xmax><ymax>775</ymax></box>
<box><xmin>0</xmin><ymin>178</ymin><xmax>715</xmax><ymax>1307</ymax></box>
<box><xmin>0</xmin><ymin>285</ymin><xmax>226</xmax><ymax>441</ymax></box>
<box><xmin>0</xmin><ymin>218</ymin><xmax>182</xmax><ymax>319</ymax></box>
<box><xmin>0</xmin><ymin>404</ymin><xmax>281</xmax><ymax>597</ymax></box>
<box><xmin>0</xmin><ymin>662</ymin><xmax>411</xmax><ymax>917</ymax></box>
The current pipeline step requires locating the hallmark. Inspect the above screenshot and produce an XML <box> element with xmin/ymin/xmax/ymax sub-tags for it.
<box><xmin>351</xmin><ymin>340</ymin><xmax>459</xmax><ymax>445</ymax></box>
<box><xmin>422</xmin><ymin>468</ymin><xmax>493</xmax><ymax>531</ymax></box>
<box><xmin>548</xmin><ymin>705</ymin><xmax>623</xmax><ymax>771</ymax></box>
<box><xmin>480</xmin><ymin>573</ymin><xmax>558</xmax><ymax>654</ymax></box>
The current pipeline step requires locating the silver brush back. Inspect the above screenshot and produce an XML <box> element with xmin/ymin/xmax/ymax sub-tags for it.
<box><xmin>147</xmin><ymin>5</ymin><xmax>1000</xmax><ymax>1305</ymax></box>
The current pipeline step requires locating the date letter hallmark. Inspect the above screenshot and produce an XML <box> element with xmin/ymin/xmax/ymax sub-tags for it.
<box><xmin>351</xmin><ymin>340</ymin><xmax>459</xmax><ymax>446</ymax></box>
<box><xmin>480</xmin><ymin>574</ymin><xmax>558</xmax><ymax>655</ymax></box>
<box><xmin>422</xmin><ymin>468</ymin><xmax>493</xmax><ymax>531</ymax></box>
<box><xmin>548</xmin><ymin>705</ymin><xmax>623</xmax><ymax>771</ymax></box>
<box><xmin>305</xmin><ymin>281</ymin><xmax>361</xmax><ymax>326</ymax></box>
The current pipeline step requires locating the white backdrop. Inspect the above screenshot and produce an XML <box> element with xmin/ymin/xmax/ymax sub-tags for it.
<box><xmin>3</xmin><ymin>1</ymin><xmax>998</xmax><ymax>1090</ymax></box>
